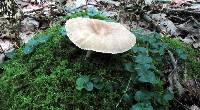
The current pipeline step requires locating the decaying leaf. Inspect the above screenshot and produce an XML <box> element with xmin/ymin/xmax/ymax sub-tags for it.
<box><xmin>150</xmin><ymin>13</ymin><xmax>178</xmax><ymax>36</ymax></box>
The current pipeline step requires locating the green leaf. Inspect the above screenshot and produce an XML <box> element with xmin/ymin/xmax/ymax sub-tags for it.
<box><xmin>176</xmin><ymin>49</ymin><xmax>187</xmax><ymax>60</ymax></box>
<box><xmin>81</xmin><ymin>75</ymin><xmax>90</xmax><ymax>82</ymax></box>
<box><xmin>152</xmin><ymin>91</ymin><xmax>174</xmax><ymax>105</ymax></box>
<box><xmin>92</xmin><ymin>77</ymin><xmax>103</xmax><ymax>89</ymax></box>
<box><xmin>148</xmin><ymin>35</ymin><xmax>157</xmax><ymax>44</ymax></box>
<box><xmin>5</xmin><ymin>50</ymin><xmax>16</xmax><ymax>59</ymax></box>
<box><xmin>60</xmin><ymin>26</ymin><xmax>67</xmax><ymax>36</ymax></box>
<box><xmin>131</xmin><ymin>102</ymin><xmax>154</xmax><ymax>110</ymax></box>
<box><xmin>76</xmin><ymin>85</ymin><xmax>84</xmax><ymax>90</ymax></box>
<box><xmin>158</xmin><ymin>44</ymin><xmax>167</xmax><ymax>55</ymax></box>
<box><xmin>124</xmin><ymin>63</ymin><xmax>135</xmax><ymax>72</ymax></box>
<box><xmin>76</xmin><ymin>75</ymin><xmax>89</xmax><ymax>90</ymax></box>
<box><xmin>134</xmin><ymin>91</ymin><xmax>152</xmax><ymax>102</ymax></box>
<box><xmin>135</xmin><ymin>64</ymin><xmax>151</xmax><ymax>71</ymax></box>
<box><xmin>24</xmin><ymin>46</ymin><xmax>34</xmax><ymax>55</ymax></box>
<box><xmin>151</xmin><ymin>92</ymin><xmax>163</xmax><ymax>105</ymax></box>
<box><xmin>92</xmin><ymin>76</ymin><xmax>101</xmax><ymax>83</ymax></box>
<box><xmin>151</xmin><ymin>43</ymin><xmax>167</xmax><ymax>55</ymax></box>
<box><xmin>37</xmin><ymin>35</ymin><xmax>50</xmax><ymax>43</ymax></box>
<box><xmin>85</xmin><ymin>82</ymin><xmax>94</xmax><ymax>91</ymax></box>
<box><xmin>94</xmin><ymin>83</ymin><xmax>103</xmax><ymax>89</ymax></box>
<box><xmin>132</xmin><ymin>47</ymin><xmax>148</xmax><ymax>54</ymax></box>
<box><xmin>138</xmin><ymin>71</ymin><xmax>157</xmax><ymax>84</ymax></box>
<box><xmin>23</xmin><ymin>35</ymin><xmax>50</xmax><ymax>55</ymax></box>
<box><xmin>135</xmin><ymin>55</ymin><xmax>152</xmax><ymax>64</ymax></box>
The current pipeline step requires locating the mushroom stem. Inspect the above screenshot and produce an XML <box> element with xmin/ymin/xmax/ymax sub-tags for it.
<box><xmin>86</xmin><ymin>50</ymin><xmax>93</xmax><ymax>59</ymax></box>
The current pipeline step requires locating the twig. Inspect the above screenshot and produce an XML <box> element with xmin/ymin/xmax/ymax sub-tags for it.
<box><xmin>168</xmin><ymin>16</ymin><xmax>186</xmax><ymax>22</ymax></box>
<box><xmin>174</xmin><ymin>98</ymin><xmax>190</xmax><ymax>110</ymax></box>
<box><xmin>116</xmin><ymin>75</ymin><xmax>132</xmax><ymax>108</ymax></box>
<box><xmin>167</xmin><ymin>50</ymin><xmax>177</xmax><ymax>68</ymax></box>
<box><xmin>189</xmin><ymin>16</ymin><xmax>200</xmax><ymax>27</ymax></box>
<box><xmin>165</xmin><ymin>8</ymin><xmax>200</xmax><ymax>17</ymax></box>
<box><xmin>167</xmin><ymin>50</ymin><xmax>184</xmax><ymax>95</ymax></box>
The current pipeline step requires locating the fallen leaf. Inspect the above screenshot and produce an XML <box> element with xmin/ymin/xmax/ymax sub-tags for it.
<box><xmin>180</xmin><ymin>37</ymin><xmax>194</xmax><ymax>44</ymax></box>
<box><xmin>172</xmin><ymin>0</ymin><xmax>193</xmax><ymax>4</ymax></box>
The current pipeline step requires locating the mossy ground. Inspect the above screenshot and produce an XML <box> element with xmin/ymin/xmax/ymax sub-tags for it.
<box><xmin>161</xmin><ymin>37</ymin><xmax>200</xmax><ymax>79</ymax></box>
<box><xmin>0</xmin><ymin>13</ymin><xmax>199</xmax><ymax>110</ymax></box>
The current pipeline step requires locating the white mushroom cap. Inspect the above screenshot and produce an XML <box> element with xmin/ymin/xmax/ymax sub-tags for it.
<box><xmin>65</xmin><ymin>17</ymin><xmax>136</xmax><ymax>54</ymax></box>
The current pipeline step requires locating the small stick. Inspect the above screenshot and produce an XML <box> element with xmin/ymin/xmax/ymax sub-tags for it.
<box><xmin>116</xmin><ymin>75</ymin><xmax>132</xmax><ymax>108</ymax></box>
<box><xmin>174</xmin><ymin>98</ymin><xmax>190</xmax><ymax>110</ymax></box>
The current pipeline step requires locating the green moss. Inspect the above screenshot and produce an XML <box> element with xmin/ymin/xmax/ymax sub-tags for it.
<box><xmin>161</xmin><ymin>37</ymin><xmax>200</xmax><ymax>78</ymax></box>
<box><xmin>0</xmin><ymin>21</ymin><xmax>129</xmax><ymax>109</ymax></box>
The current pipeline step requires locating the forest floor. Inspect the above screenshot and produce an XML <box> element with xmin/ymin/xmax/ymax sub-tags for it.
<box><xmin>0</xmin><ymin>0</ymin><xmax>200</xmax><ymax>110</ymax></box>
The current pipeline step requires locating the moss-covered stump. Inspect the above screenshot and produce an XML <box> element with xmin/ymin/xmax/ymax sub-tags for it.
<box><xmin>0</xmin><ymin>25</ymin><xmax>132</xmax><ymax>109</ymax></box>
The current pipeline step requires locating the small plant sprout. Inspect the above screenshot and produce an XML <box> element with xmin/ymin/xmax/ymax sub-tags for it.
<box><xmin>76</xmin><ymin>75</ymin><xmax>102</xmax><ymax>91</ymax></box>
<box><xmin>76</xmin><ymin>75</ymin><xmax>94</xmax><ymax>91</ymax></box>
<box><xmin>65</xmin><ymin>17</ymin><xmax>136</xmax><ymax>58</ymax></box>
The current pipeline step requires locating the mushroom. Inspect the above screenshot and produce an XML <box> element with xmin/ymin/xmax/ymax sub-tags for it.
<box><xmin>65</xmin><ymin>17</ymin><xmax>136</xmax><ymax>58</ymax></box>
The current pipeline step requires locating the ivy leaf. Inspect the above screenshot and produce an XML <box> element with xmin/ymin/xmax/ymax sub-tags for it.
<box><xmin>138</xmin><ymin>71</ymin><xmax>157</xmax><ymax>84</ymax></box>
<box><xmin>124</xmin><ymin>63</ymin><xmax>135</xmax><ymax>72</ymax></box>
<box><xmin>134</xmin><ymin>91</ymin><xmax>152</xmax><ymax>102</ymax></box>
<box><xmin>37</xmin><ymin>35</ymin><xmax>50</xmax><ymax>43</ymax></box>
<box><xmin>131</xmin><ymin>102</ymin><xmax>154</xmax><ymax>110</ymax></box>
<box><xmin>132</xmin><ymin>47</ymin><xmax>148</xmax><ymax>54</ymax></box>
<box><xmin>85</xmin><ymin>81</ymin><xmax>94</xmax><ymax>91</ymax></box>
<box><xmin>152</xmin><ymin>91</ymin><xmax>174</xmax><ymax>105</ymax></box>
<box><xmin>135</xmin><ymin>55</ymin><xmax>152</xmax><ymax>64</ymax></box>
<box><xmin>158</xmin><ymin>44</ymin><xmax>167</xmax><ymax>55</ymax></box>
<box><xmin>132</xmin><ymin>29</ymin><xmax>145</xmax><ymax>40</ymax></box>
<box><xmin>151</xmin><ymin>43</ymin><xmax>167</xmax><ymax>55</ymax></box>
<box><xmin>148</xmin><ymin>35</ymin><xmax>157</xmax><ymax>44</ymax></box>
<box><xmin>135</xmin><ymin>64</ymin><xmax>151</xmax><ymax>71</ymax></box>
<box><xmin>23</xmin><ymin>46</ymin><xmax>33</xmax><ymax>55</ymax></box>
